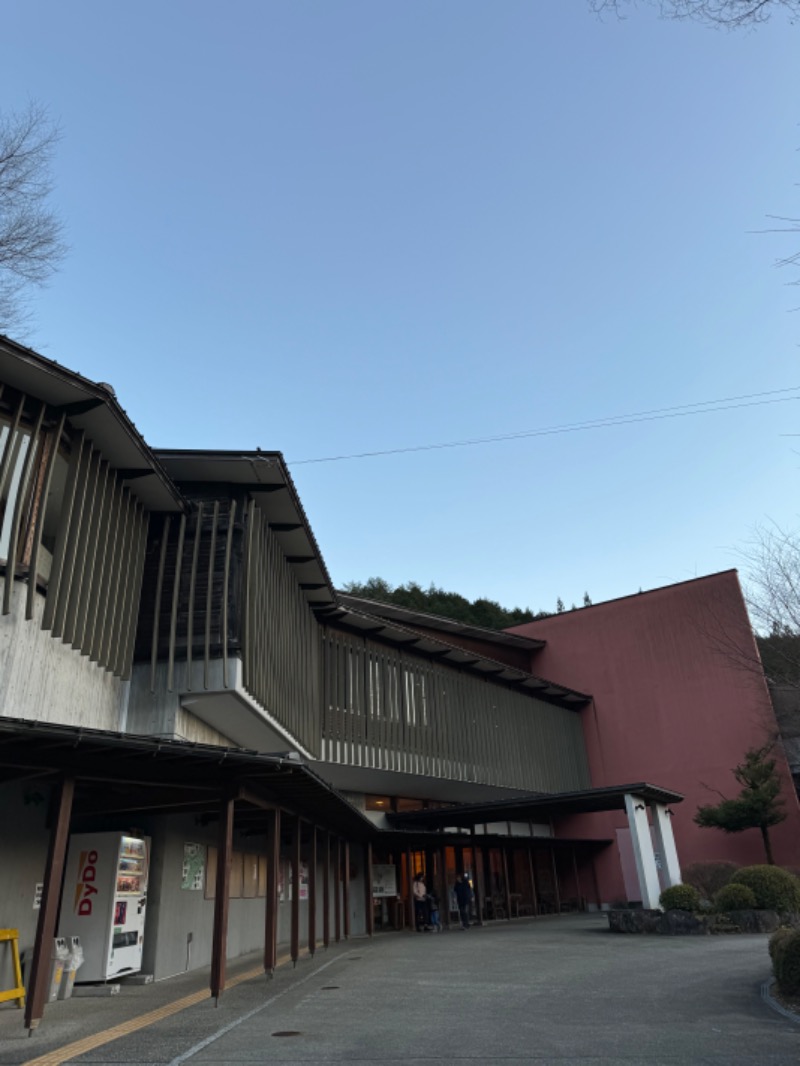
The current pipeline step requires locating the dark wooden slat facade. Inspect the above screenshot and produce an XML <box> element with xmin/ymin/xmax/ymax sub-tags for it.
<box><xmin>320</xmin><ymin>629</ymin><xmax>591</xmax><ymax>793</ymax></box>
<box><xmin>135</xmin><ymin>495</ymin><xmax>243</xmax><ymax>678</ymax></box>
<box><xmin>133</xmin><ymin>482</ymin><xmax>588</xmax><ymax>794</ymax></box>
<box><xmin>0</xmin><ymin>387</ymin><xmax>151</xmax><ymax>677</ymax></box>
<box><xmin>138</xmin><ymin>493</ymin><xmax>322</xmax><ymax>757</ymax></box>
<box><xmin>241</xmin><ymin>501</ymin><xmax>321</xmax><ymax>755</ymax></box>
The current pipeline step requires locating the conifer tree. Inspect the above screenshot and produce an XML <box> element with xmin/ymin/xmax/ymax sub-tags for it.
<box><xmin>694</xmin><ymin>745</ymin><xmax>787</xmax><ymax>864</ymax></box>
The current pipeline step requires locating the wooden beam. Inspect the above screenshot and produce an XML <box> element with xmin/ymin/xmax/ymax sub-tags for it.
<box><xmin>210</xmin><ymin>794</ymin><xmax>234</xmax><ymax>1003</ymax></box>
<box><xmin>238</xmin><ymin>787</ymin><xmax>278</xmax><ymax>811</ymax></box>
<box><xmin>25</xmin><ymin>777</ymin><xmax>74</xmax><ymax>1032</ymax></box>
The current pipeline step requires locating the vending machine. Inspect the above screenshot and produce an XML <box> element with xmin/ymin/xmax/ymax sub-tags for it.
<box><xmin>58</xmin><ymin>832</ymin><xmax>150</xmax><ymax>982</ymax></box>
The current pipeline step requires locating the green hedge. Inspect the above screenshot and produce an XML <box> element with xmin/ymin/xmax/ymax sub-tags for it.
<box><xmin>714</xmin><ymin>883</ymin><xmax>757</xmax><ymax>912</ymax></box>
<box><xmin>769</xmin><ymin>926</ymin><xmax>796</xmax><ymax>965</ymax></box>
<box><xmin>774</xmin><ymin>930</ymin><xmax>800</xmax><ymax>996</ymax></box>
<box><xmin>659</xmin><ymin>884</ymin><xmax>701</xmax><ymax>912</ymax></box>
<box><xmin>730</xmin><ymin>866</ymin><xmax>800</xmax><ymax>912</ymax></box>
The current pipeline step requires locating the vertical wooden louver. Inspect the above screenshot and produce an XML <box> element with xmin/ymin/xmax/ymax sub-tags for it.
<box><xmin>140</xmin><ymin>500</ymin><xmax>238</xmax><ymax>693</ymax></box>
<box><xmin>0</xmin><ymin>389</ymin><xmax>151</xmax><ymax>678</ymax></box>
<box><xmin>241</xmin><ymin>499</ymin><xmax>321</xmax><ymax>756</ymax></box>
<box><xmin>321</xmin><ymin>628</ymin><xmax>591</xmax><ymax>793</ymax></box>
<box><xmin>138</xmin><ymin>496</ymin><xmax>321</xmax><ymax>756</ymax></box>
<box><xmin>41</xmin><ymin>437</ymin><xmax>149</xmax><ymax>678</ymax></box>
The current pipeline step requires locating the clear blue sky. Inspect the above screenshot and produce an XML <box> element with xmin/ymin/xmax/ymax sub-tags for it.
<box><xmin>3</xmin><ymin>1</ymin><xmax>798</xmax><ymax>614</ymax></box>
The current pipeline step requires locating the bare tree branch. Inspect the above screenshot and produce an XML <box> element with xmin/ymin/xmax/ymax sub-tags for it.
<box><xmin>700</xmin><ymin>780</ymin><xmax>730</xmax><ymax>801</ymax></box>
<box><xmin>0</xmin><ymin>102</ymin><xmax>67</xmax><ymax>334</ymax></box>
<box><xmin>590</xmin><ymin>0</ymin><xmax>800</xmax><ymax>27</ymax></box>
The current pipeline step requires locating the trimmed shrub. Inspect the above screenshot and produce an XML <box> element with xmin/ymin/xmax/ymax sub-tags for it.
<box><xmin>659</xmin><ymin>884</ymin><xmax>701</xmax><ymax>912</ymax></box>
<box><xmin>714</xmin><ymin>883</ymin><xmax>757</xmax><ymax>912</ymax></box>
<box><xmin>730</xmin><ymin>865</ymin><xmax>800</xmax><ymax>912</ymax></box>
<box><xmin>774</xmin><ymin>930</ymin><xmax>800</xmax><ymax>996</ymax></box>
<box><xmin>682</xmin><ymin>861</ymin><xmax>739</xmax><ymax>901</ymax></box>
<box><xmin>769</xmin><ymin>926</ymin><xmax>796</xmax><ymax>965</ymax></box>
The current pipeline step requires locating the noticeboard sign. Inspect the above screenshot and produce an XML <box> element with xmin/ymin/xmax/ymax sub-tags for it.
<box><xmin>372</xmin><ymin>864</ymin><xmax>398</xmax><ymax>898</ymax></box>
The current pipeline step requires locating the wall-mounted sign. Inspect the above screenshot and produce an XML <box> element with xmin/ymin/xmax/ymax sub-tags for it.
<box><xmin>372</xmin><ymin>865</ymin><xmax>398</xmax><ymax>898</ymax></box>
<box><xmin>181</xmin><ymin>843</ymin><xmax>205</xmax><ymax>890</ymax></box>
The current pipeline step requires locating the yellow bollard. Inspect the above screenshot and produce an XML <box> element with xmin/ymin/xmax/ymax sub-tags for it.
<box><xmin>0</xmin><ymin>929</ymin><xmax>26</xmax><ymax>1008</ymax></box>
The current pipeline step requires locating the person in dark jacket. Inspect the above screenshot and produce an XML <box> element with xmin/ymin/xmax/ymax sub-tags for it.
<box><xmin>454</xmin><ymin>873</ymin><xmax>473</xmax><ymax>929</ymax></box>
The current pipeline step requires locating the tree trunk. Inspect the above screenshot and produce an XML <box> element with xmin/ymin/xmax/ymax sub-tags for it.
<box><xmin>760</xmin><ymin>824</ymin><xmax>775</xmax><ymax>865</ymax></box>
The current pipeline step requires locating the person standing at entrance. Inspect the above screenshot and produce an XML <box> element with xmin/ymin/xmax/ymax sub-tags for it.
<box><xmin>454</xmin><ymin>873</ymin><xmax>473</xmax><ymax>929</ymax></box>
<box><xmin>413</xmin><ymin>873</ymin><xmax>428</xmax><ymax>931</ymax></box>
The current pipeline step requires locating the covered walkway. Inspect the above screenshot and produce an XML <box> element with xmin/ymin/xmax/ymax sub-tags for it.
<box><xmin>1</xmin><ymin>718</ymin><xmax>683</xmax><ymax>1035</ymax></box>
<box><xmin>0</xmin><ymin>718</ymin><xmax>373</xmax><ymax>1033</ymax></box>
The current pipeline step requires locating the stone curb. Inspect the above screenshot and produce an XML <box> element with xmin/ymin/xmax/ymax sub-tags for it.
<box><xmin>761</xmin><ymin>978</ymin><xmax>800</xmax><ymax>1024</ymax></box>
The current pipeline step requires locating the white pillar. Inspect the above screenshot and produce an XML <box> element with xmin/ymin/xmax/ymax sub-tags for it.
<box><xmin>623</xmin><ymin>793</ymin><xmax>661</xmax><ymax>910</ymax></box>
<box><xmin>650</xmin><ymin>802</ymin><xmax>682</xmax><ymax>889</ymax></box>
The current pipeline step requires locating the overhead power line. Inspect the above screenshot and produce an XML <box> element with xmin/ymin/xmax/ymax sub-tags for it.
<box><xmin>288</xmin><ymin>386</ymin><xmax>800</xmax><ymax>466</ymax></box>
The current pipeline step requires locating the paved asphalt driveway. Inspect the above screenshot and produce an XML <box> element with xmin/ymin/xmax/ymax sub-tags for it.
<box><xmin>4</xmin><ymin>914</ymin><xmax>799</xmax><ymax>1065</ymax></box>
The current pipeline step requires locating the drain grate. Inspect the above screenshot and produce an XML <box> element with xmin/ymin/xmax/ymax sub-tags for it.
<box><xmin>321</xmin><ymin>985</ymin><xmax>339</xmax><ymax>990</ymax></box>
<box><xmin>272</xmin><ymin>1030</ymin><xmax>302</xmax><ymax>1038</ymax></box>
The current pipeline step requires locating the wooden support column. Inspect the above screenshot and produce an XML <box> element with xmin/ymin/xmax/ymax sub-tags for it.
<box><xmin>551</xmin><ymin>849</ymin><xmax>562</xmax><ymax>913</ymax></box>
<box><xmin>571</xmin><ymin>847</ymin><xmax>583</xmax><ymax>911</ymax></box>
<box><xmin>364</xmin><ymin>842</ymin><xmax>374</xmax><ymax>937</ymax></box>
<box><xmin>501</xmin><ymin>846</ymin><xmax>512</xmax><ymax>921</ymax></box>
<box><xmin>343</xmin><ymin>841</ymin><xmax>351</xmax><ymax>939</ymax></box>
<box><xmin>470</xmin><ymin>827</ymin><xmax>483</xmax><ymax>926</ymax></box>
<box><xmin>405</xmin><ymin>848</ymin><xmax>414</xmax><ymax>931</ymax></box>
<box><xmin>264</xmin><ymin>808</ymin><xmax>280</xmax><ymax>974</ymax></box>
<box><xmin>25</xmin><ymin>777</ymin><xmax>74</xmax><ymax>1033</ymax></box>
<box><xmin>308</xmin><ymin>826</ymin><xmax>317</xmax><ymax>956</ymax></box>
<box><xmin>334</xmin><ymin>838</ymin><xmax>342</xmax><ymax>942</ymax></box>
<box><xmin>480</xmin><ymin>846</ymin><xmax>490</xmax><ymax>923</ymax></box>
<box><xmin>211</xmin><ymin>793</ymin><xmax>235</xmax><ymax>1004</ymax></box>
<box><xmin>291</xmin><ymin>816</ymin><xmax>300</xmax><ymax>966</ymax></box>
<box><xmin>323</xmin><ymin>831</ymin><xmax>331</xmax><ymax>949</ymax></box>
<box><xmin>424</xmin><ymin>846</ymin><xmax>434</xmax><ymax>883</ymax></box>
<box><xmin>527</xmin><ymin>846</ymin><xmax>539</xmax><ymax>916</ymax></box>
<box><xmin>591</xmin><ymin>854</ymin><xmax>602</xmax><ymax>910</ymax></box>
<box><xmin>439</xmin><ymin>845</ymin><xmax>450</xmax><ymax>930</ymax></box>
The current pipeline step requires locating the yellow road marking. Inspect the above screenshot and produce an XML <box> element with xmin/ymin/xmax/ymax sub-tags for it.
<box><xmin>21</xmin><ymin>953</ymin><xmax>293</xmax><ymax>1066</ymax></box>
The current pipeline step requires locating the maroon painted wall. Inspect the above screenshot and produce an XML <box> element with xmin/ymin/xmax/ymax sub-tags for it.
<box><xmin>507</xmin><ymin>571</ymin><xmax>800</xmax><ymax>903</ymax></box>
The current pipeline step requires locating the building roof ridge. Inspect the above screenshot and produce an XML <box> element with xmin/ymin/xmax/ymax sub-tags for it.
<box><xmin>505</xmin><ymin>570</ymin><xmax>741</xmax><ymax>632</ymax></box>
